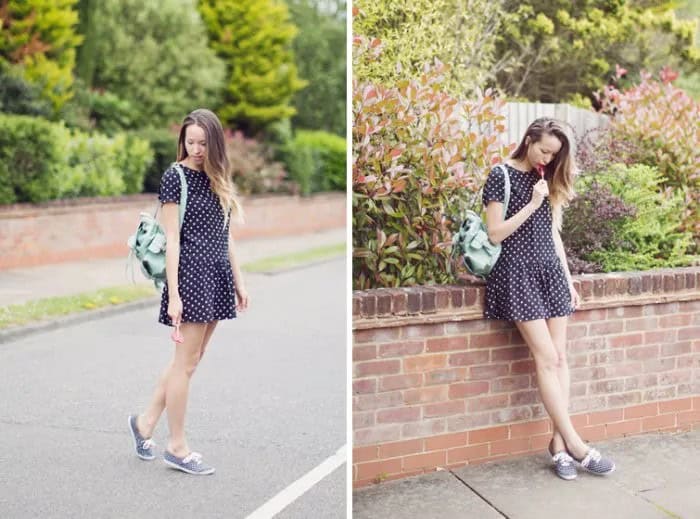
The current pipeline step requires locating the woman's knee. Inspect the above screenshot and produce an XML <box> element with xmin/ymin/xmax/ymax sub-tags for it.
<box><xmin>533</xmin><ymin>348</ymin><xmax>561</xmax><ymax>371</ymax></box>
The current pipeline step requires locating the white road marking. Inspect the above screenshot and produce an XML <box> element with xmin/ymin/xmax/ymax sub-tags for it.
<box><xmin>245</xmin><ymin>444</ymin><xmax>347</xmax><ymax>519</ymax></box>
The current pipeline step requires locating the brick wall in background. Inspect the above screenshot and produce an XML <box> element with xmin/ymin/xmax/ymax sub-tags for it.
<box><xmin>0</xmin><ymin>192</ymin><xmax>345</xmax><ymax>269</ymax></box>
<box><xmin>352</xmin><ymin>268</ymin><xmax>700</xmax><ymax>487</ymax></box>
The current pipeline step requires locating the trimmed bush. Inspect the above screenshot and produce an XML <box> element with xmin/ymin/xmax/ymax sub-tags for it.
<box><xmin>0</xmin><ymin>113</ymin><xmax>153</xmax><ymax>203</ymax></box>
<box><xmin>0</xmin><ymin>115</ymin><xmax>67</xmax><ymax>204</ymax></box>
<box><xmin>283</xmin><ymin>130</ymin><xmax>346</xmax><ymax>195</ymax></box>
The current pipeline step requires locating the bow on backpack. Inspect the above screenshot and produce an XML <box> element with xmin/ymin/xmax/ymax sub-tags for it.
<box><xmin>450</xmin><ymin>164</ymin><xmax>511</xmax><ymax>279</ymax></box>
<box><xmin>126</xmin><ymin>163</ymin><xmax>187</xmax><ymax>289</ymax></box>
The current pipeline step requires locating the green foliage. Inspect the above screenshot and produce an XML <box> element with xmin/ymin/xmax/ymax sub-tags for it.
<box><xmin>0</xmin><ymin>115</ymin><xmax>66</xmax><ymax>204</ymax></box>
<box><xmin>352</xmin><ymin>41</ymin><xmax>514</xmax><ymax>289</ymax></box>
<box><xmin>0</xmin><ymin>114</ymin><xmax>153</xmax><ymax>203</ymax></box>
<box><xmin>570</xmin><ymin>164</ymin><xmax>695</xmax><ymax>272</ymax></box>
<box><xmin>135</xmin><ymin>128</ymin><xmax>179</xmax><ymax>193</ymax></box>
<box><xmin>353</xmin><ymin>0</ymin><xmax>503</xmax><ymax>98</ymax></box>
<box><xmin>495</xmin><ymin>1</ymin><xmax>700</xmax><ymax>102</ymax></box>
<box><xmin>283</xmin><ymin>130</ymin><xmax>346</xmax><ymax>195</ymax></box>
<box><xmin>594</xmin><ymin>69</ymin><xmax>700</xmax><ymax>243</ymax></box>
<box><xmin>0</xmin><ymin>0</ymin><xmax>83</xmax><ymax>112</ymax></box>
<box><xmin>225</xmin><ymin>130</ymin><xmax>294</xmax><ymax>195</ymax></box>
<box><xmin>198</xmin><ymin>0</ymin><xmax>307</xmax><ymax>133</ymax></box>
<box><xmin>0</xmin><ymin>63</ymin><xmax>52</xmax><ymax>117</ymax></box>
<box><xmin>288</xmin><ymin>0</ymin><xmax>346</xmax><ymax>135</ymax></box>
<box><xmin>87</xmin><ymin>0</ymin><xmax>226</xmax><ymax>129</ymax></box>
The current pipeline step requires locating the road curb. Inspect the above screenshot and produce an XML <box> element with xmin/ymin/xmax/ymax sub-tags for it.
<box><xmin>0</xmin><ymin>296</ymin><xmax>160</xmax><ymax>344</ymax></box>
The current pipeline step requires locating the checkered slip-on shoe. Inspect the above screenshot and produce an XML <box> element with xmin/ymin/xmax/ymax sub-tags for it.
<box><xmin>548</xmin><ymin>440</ymin><xmax>577</xmax><ymax>480</ymax></box>
<box><xmin>573</xmin><ymin>447</ymin><xmax>616</xmax><ymax>476</ymax></box>
<box><xmin>128</xmin><ymin>415</ymin><xmax>156</xmax><ymax>461</ymax></box>
<box><xmin>163</xmin><ymin>451</ymin><xmax>215</xmax><ymax>475</ymax></box>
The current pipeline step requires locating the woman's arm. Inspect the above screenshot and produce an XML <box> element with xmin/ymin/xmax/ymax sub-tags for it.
<box><xmin>485</xmin><ymin>200</ymin><xmax>538</xmax><ymax>245</ymax></box>
<box><xmin>228</xmin><ymin>223</ymin><xmax>249</xmax><ymax>310</ymax></box>
<box><xmin>552</xmin><ymin>221</ymin><xmax>573</xmax><ymax>287</ymax></box>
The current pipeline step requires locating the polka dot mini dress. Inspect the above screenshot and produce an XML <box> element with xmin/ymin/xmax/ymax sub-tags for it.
<box><xmin>482</xmin><ymin>164</ymin><xmax>574</xmax><ymax>322</ymax></box>
<box><xmin>157</xmin><ymin>164</ymin><xmax>236</xmax><ymax>326</ymax></box>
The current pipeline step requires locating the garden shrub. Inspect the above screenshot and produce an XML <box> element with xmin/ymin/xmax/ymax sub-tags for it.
<box><xmin>561</xmin><ymin>181</ymin><xmax>636</xmax><ymax>274</ymax></box>
<box><xmin>352</xmin><ymin>36</ymin><xmax>513</xmax><ymax>289</ymax></box>
<box><xmin>564</xmin><ymin>163</ymin><xmax>695</xmax><ymax>273</ymax></box>
<box><xmin>136</xmin><ymin>127</ymin><xmax>178</xmax><ymax>193</ymax></box>
<box><xmin>225</xmin><ymin>130</ymin><xmax>293</xmax><ymax>196</ymax></box>
<box><xmin>283</xmin><ymin>130</ymin><xmax>346</xmax><ymax>195</ymax></box>
<box><xmin>0</xmin><ymin>113</ymin><xmax>153</xmax><ymax>202</ymax></box>
<box><xmin>0</xmin><ymin>115</ymin><xmax>66</xmax><ymax>204</ymax></box>
<box><xmin>594</xmin><ymin>69</ymin><xmax>700</xmax><ymax>242</ymax></box>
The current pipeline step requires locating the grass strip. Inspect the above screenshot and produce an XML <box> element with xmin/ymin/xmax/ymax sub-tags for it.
<box><xmin>0</xmin><ymin>242</ymin><xmax>346</xmax><ymax>330</ymax></box>
<box><xmin>0</xmin><ymin>284</ymin><xmax>157</xmax><ymax>330</ymax></box>
<box><xmin>241</xmin><ymin>242</ymin><xmax>346</xmax><ymax>273</ymax></box>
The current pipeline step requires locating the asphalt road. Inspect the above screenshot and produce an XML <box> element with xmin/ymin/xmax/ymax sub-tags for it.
<box><xmin>0</xmin><ymin>258</ymin><xmax>347</xmax><ymax>518</ymax></box>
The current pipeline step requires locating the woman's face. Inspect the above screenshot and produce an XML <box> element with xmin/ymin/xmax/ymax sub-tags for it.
<box><xmin>527</xmin><ymin>132</ymin><xmax>562</xmax><ymax>170</ymax></box>
<box><xmin>184</xmin><ymin>124</ymin><xmax>207</xmax><ymax>168</ymax></box>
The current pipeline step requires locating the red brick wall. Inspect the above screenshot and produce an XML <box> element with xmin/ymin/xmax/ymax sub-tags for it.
<box><xmin>0</xmin><ymin>192</ymin><xmax>345</xmax><ymax>269</ymax></box>
<box><xmin>352</xmin><ymin>268</ymin><xmax>700</xmax><ymax>487</ymax></box>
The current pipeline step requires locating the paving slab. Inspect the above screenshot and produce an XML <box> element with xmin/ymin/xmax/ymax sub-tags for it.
<box><xmin>353</xmin><ymin>471</ymin><xmax>503</xmax><ymax>519</ymax></box>
<box><xmin>354</xmin><ymin>431</ymin><xmax>700</xmax><ymax>519</ymax></box>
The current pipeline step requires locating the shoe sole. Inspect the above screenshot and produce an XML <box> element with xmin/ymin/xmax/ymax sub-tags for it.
<box><xmin>555</xmin><ymin>471</ymin><xmax>577</xmax><ymax>480</ymax></box>
<box><xmin>581</xmin><ymin>464</ymin><xmax>615</xmax><ymax>476</ymax></box>
<box><xmin>128</xmin><ymin>415</ymin><xmax>155</xmax><ymax>461</ymax></box>
<box><xmin>163</xmin><ymin>458</ymin><xmax>215</xmax><ymax>475</ymax></box>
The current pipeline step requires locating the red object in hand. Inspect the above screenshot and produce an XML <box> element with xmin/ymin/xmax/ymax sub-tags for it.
<box><xmin>171</xmin><ymin>323</ymin><xmax>184</xmax><ymax>344</ymax></box>
<box><xmin>536</xmin><ymin>164</ymin><xmax>545</xmax><ymax>179</ymax></box>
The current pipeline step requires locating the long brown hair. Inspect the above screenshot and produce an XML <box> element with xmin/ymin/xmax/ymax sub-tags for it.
<box><xmin>510</xmin><ymin>117</ymin><xmax>576</xmax><ymax>229</ymax></box>
<box><xmin>177</xmin><ymin>108</ymin><xmax>243</xmax><ymax>224</ymax></box>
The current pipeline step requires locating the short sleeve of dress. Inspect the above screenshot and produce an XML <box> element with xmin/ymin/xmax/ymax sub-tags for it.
<box><xmin>158</xmin><ymin>166</ymin><xmax>181</xmax><ymax>205</ymax></box>
<box><xmin>482</xmin><ymin>166</ymin><xmax>505</xmax><ymax>207</ymax></box>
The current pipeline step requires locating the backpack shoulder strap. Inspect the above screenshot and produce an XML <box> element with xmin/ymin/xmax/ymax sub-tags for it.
<box><xmin>171</xmin><ymin>163</ymin><xmax>188</xmax><ymax>229</ymax></box>
<box><xmin>496</xmin><ymin>164</ymin><xmax>511</xmax><ymax>220</ymax></box>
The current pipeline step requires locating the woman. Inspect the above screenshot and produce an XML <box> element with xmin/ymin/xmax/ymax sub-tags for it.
<box><xmin>128</xmin><ymin>108</ymin><xmax>250</xmax><ymax>475</ymax></box>
<box><xmin>482</xmin><ymin>117</ymin><xmax>615</xmax><ymax>480</ymax></box>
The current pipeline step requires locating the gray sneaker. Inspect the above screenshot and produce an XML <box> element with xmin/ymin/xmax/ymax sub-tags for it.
<box><xmin>164</xmin><ymin>451</ymin><xmax>216</xmax><ymax>475</ymax></box>
<box><xmin>573</xmin><ymin>447</ymin><xmax>616</xmax><ymax>475</ymax></box>
<box><xmin>548</xmin><ymin>440</ymin><xmax>577</xmax><ymax>480</ymax></box>
<box><xmin>128</xmin><ymin>415</ymin><xmax>156</xmax><ymax>461</ymax></box>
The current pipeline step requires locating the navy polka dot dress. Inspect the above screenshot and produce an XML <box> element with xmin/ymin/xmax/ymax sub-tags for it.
<box><xmin>482</xmin><ymin>164</ymin><xmax>573</xmax><ymax>322</ymax></box>
<box><xmin>157</xmin><ymin>164</ymin><xmax>236</xmax><ymax>326</ymax></box>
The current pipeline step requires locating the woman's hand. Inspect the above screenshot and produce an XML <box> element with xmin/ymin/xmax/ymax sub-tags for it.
<box><xmin>167</xmin><ymin>295</ymin><xmax>183</xmax><ymax>325</ymax></box>
<box><xmin>530</xmin><ymin>179</ymin><xmax>549</xmax><ymax>208</ymax></box>
<box><xmin>570</xmin><ymin>284</ymin><xmax>581</xmax><ymax>310</ymax></box>
<box><xmin>236</xmin><ymin>285</ymin><xmax>250</xmax><ymax>311</ymax></box>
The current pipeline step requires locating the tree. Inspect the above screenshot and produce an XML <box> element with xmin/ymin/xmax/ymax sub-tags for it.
<box><xmin>494</xmin><ymin>1</ymin><xmax>700</xmax><ymax>103</ymax></box>
<box><xmin>353</xmin><ymin>0</ymin><xmax>504</xmax><ymax>98</ymax></box>
<box><xmin>198</xmin><ymin>0</ymin><xmax>307</xmax><ymax>134</ymax></box>
<box><xmin>287</xmin><ymin>0</ymin><xmax>346</xmax><ymax>135</ymax></box>
<box><xmin>0</xmin><ymin>0</ymin><xmax>82</xmax><ymax>112</ymax></box>
<box><xmin>87</xmin><ymin>0</ymin><xmax>226</xmax><ymax>130</ymax></box>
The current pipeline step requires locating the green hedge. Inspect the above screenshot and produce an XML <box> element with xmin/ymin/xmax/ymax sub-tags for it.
<box><xmin>283</xmin><ymin>130</ymin><xmax>345</xmax><ymax>195</ymax></box>
<box><xmin>0</xmin><ymin>114</ymin><xmax>153</xmax><ymax>204</ymax></box>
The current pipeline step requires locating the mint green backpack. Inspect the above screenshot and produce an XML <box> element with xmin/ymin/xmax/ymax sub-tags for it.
<box><xmin>450</xmin><ymin>164</ymin><xmax>511</xmax><ymax>279</ymax></box>
<box><xmin>127</xmin><ymin>164</ymin><xmax>187</xmax><ymax>288</ymax></box>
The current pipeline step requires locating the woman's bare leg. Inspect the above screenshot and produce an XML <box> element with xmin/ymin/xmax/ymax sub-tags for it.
<box><xmin>546</xmin><ymin>316</ymin><xmax>570</xmax><ymax>453</ymax></box>
<box><xmin>164</xmin><ymin>322</ymin><xmax>208</xmax><ymax>457</ymax></box>
<box><xmin>515</xmin><ymin>319</ymin><xmax>588</xmax><ymax>459</ymax></box>
<box><xmin>137</xmin><ymin>321</ymin><xmax>218</xmax><ymax>438</ymax></box>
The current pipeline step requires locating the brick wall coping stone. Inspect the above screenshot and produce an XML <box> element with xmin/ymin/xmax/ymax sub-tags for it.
<box><xmin>353</xmin><ymin>267</ymin><xmax>700</xmax><ymax>330</ymax></box>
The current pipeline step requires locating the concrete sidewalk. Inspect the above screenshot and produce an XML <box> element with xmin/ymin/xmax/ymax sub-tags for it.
<box><xmin>0</xmin><ymin>227</ymin><xmax>346</xmax><ymax>306</ymax></box>
<box><xmin>354</xmin><ymin>429</ymin><xmax>700</xmax><ymax>519</ymax></box>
